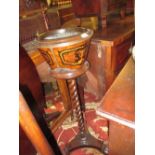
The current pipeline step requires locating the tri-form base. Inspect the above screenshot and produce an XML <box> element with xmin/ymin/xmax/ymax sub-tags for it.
<box><xmin>64</xmin><ymin>131</ymin><xmax>108</xmax><ymax>155</ymax></box>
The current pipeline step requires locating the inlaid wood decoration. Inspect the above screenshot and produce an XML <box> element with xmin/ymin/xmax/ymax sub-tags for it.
<box><xmin>36</xmin><ymin>27</ymin><xmax>93</xmax><ymax>69</ymax></box>
<box><xmin>38</xmin><ymin>41</ymin><xmax>88</xmax><ymax>69</ymax></box>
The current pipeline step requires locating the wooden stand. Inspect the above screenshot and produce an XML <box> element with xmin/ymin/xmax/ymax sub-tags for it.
<box><xmin>50</xmin><ymin>61</ymin><xmax>108</xmax><ymax>154</ymax></box>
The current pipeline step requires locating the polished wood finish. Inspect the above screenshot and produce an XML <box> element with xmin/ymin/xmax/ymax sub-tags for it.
<box><xmin>108</xmin><ymin>121</ymin><xmax>134</xmax><ymax>155</ymax></box>
<box><xmin>96</xmin><ymin>57</ymin><xmax>135</xmax><ymax>155</ymax></box>
<box><xmin>36</xmin><ymin>27</ymin><xmax>93</xmax><ymax>69</ymax></box>
<box><xmin>19</xmin><ymin>45</ymin><xmax>45</xmax><ymax>111</ymax></box>
<box><xmin>19</xmin><ymin>125</ymin><xmax>37</xmax><ymax>155</ymax></box>
<box><xmin>19</xmin><ymin>92</ymin><xmax>55</xmax><ymax>155</ymax></box>
<box><xmin>86</xmin><ymin>15</ymin><xmax>134</xmax><ymax>99</ymax></box>
<box><xmin>19</xmin><ymin>91</ymin><xmax>61</xmax><ymax>155</ymax></box>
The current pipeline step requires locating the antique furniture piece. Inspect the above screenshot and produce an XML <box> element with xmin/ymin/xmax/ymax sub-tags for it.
<box><xmin>36</xmin><ymin>27</ymin><xmax>108</xmax><ymax>154</ymax></box>
<box><xmin>96</xmin><ymin>56</ymin><xmax>135</xmax><ymax>155</ymax></box>
<box><xmin>86</xmin><ymin>15</ymin><xmax>134</xmax><ymax>99</ymax></box>
<box><xmin>23</xmin><ymin>15</ymin><xmax>134</xmax><ymax>103</ymax></box>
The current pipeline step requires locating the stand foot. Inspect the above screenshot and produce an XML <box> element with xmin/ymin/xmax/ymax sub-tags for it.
<box><xmin>64</xmin><ymin>131</ymin><xmax>108</xmax><ymax>155</ymax></box>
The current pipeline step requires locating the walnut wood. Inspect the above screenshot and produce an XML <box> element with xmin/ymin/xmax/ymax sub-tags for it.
<box><xmin>19</xmin><ymin>92</ymin><xmax>55</xmax><ymax>155</ymax></box>
<box><xmin>96</xmin><ymin>57</ymin><xmax>135</xmax><ymax>155</ymax></box>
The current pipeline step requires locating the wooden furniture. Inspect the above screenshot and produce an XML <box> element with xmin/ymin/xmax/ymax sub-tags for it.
<box><xmin>23</xmin><ymin>15</ymin><xmax>134</xmax><ymax>101</ymax></box>
<box><xmin>96</xmin><ymin>56</ymin><xmax>135</xmax><ymax>155</ymax></box>
<box><xmin>86</xmin><ymin>15</ymin><xmax>134</xmax><ymax>99</ymax></box>
<box><xmin>35</xmin><ymin>27</ymin><xmax>107</xmax><ymax>154</ymax></box>
<box><xmin>21</xmin><ymin>14</ymin><xmax>134</xmax><ymax>131</ymax></box>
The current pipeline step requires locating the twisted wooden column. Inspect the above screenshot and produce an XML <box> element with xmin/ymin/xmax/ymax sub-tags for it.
<box><xmin>68</xmin><ymin>79</ymin><xmax>86</xmax><ymax>134</ymax></box>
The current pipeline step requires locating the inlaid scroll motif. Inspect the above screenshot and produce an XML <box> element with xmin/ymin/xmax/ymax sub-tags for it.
<box><xmin>59</xmin><ymin>45</ymin><xmax>86</xmax><ymax>66</ymax></box>
<box><xmin>38</xmin><ymin>48</ymin><xmax>54</xmax><ymax>66</ymax></box>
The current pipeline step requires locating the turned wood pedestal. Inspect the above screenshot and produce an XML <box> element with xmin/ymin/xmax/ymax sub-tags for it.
<box><xmin>49</xmin><ymin>61</ymin><xmax>108</xmax><ymax>155</ymax></box>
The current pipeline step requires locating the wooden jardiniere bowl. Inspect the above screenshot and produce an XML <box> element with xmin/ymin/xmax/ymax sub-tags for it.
<box><xmin>36</xmin><ymin>27</ymin><xmax>93</xmax><ymax>69</ymax></box>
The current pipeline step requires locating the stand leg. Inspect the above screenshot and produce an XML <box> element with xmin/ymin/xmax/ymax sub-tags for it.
<box><xmin>64</xmin><ymin>79</ymin><xmax>108</xmax><ymax>155</ymax></box>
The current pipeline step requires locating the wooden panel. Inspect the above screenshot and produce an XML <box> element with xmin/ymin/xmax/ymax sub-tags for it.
<box><xmin>109</xmin><ymin>121</ymin><xmax>135</xmax><ymax>155</ymax></box>
<box><xmin>58</xmin><ymin>7</ymin><xmax>75</xmax><ymax>24</ymax></box>
<box><xmin>97</xmin><ymin>57</ymin><xmax>135</xmax><ymax>123</ymax></box>
<box><xmin>87</xmin><ymin>41</ymin><xmax>107</xmax><ymax>99</ymax></box>
<box><xmin>114</xmin><ymin>37</ymin><xmax>132</xmax><ymax>74</ymax></box>
<box><xmin>92</xmin><ymin>16</ymin><xmax>134</xmax><ymax>46</ymax></box>
<box><xmin>87</xmin><ymin>15</ymin><xmax>134</xmax><ymax>99</ymax></box>
<box><xmin>46</xmin><ymin>11</ymin><xmax>61</xmax><ymax>29</ymax></box>
<box><xmin>19</xmin><ymin>92</ymin><xmax>57</xmax><ymax>155</ymax></box>
<box><xmin>19</xmin><ymin>0</ymin><xmax>41</xmax><ymax>16</ymax></box>
<box><xmin>19</xmin><ymin>13</ymin><xmax>47</xmax><ymax>44</ymax></box>
<box><xmin>20</xmin><ymin>125</ymin><xmax>37</xmax><ymax>155</ymax></box>
<box><xmin>28</xmin><ymin>50</ymin><xmax>45</xmax><ymax>66</ymax></box>
<box><xmin>96</xmin><ymin>57</ymin><xmax>135</xmax><ymax>155</ymax></box>
<box><xmin>20</xmin><ymin>11</ymin><xmax>60</xmax><ymax>44</ymax></box>
<box><xmin>19</xmin><ymin>45</ymin><xmax>45</xmax><ymax>111</ymax></box>
<box><xmin>71</xmin><ymin>0</ymin><xmax>101</xmax><ymax>17</ymax></box>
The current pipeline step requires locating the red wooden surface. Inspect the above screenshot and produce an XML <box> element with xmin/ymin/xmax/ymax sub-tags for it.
<box><xmin>97</xmin><ymin>56</ymin><xmax>135</xmax><ymax>125</ymax></box>
<box><xmin>96</xmin><ymin>56</ymin><xmax>135</xmax><ymax>155</ymax></box>
<box><xmin>71</xmin><ymin>0</ymin><xmax>101</xmax><ymax>17</ymax></box>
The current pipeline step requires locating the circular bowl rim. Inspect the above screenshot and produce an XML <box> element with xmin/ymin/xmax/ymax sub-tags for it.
<box><xmin>35</xmin><ymin>27</ymin><xmax>94</xmax><ymax>47</ymax></box>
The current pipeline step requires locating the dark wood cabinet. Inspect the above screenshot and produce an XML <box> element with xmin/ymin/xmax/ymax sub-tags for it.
<box><xmin>86</xmin><ymin>15</ymin><xmax>134</xmax><ymax>99</ymax></box>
